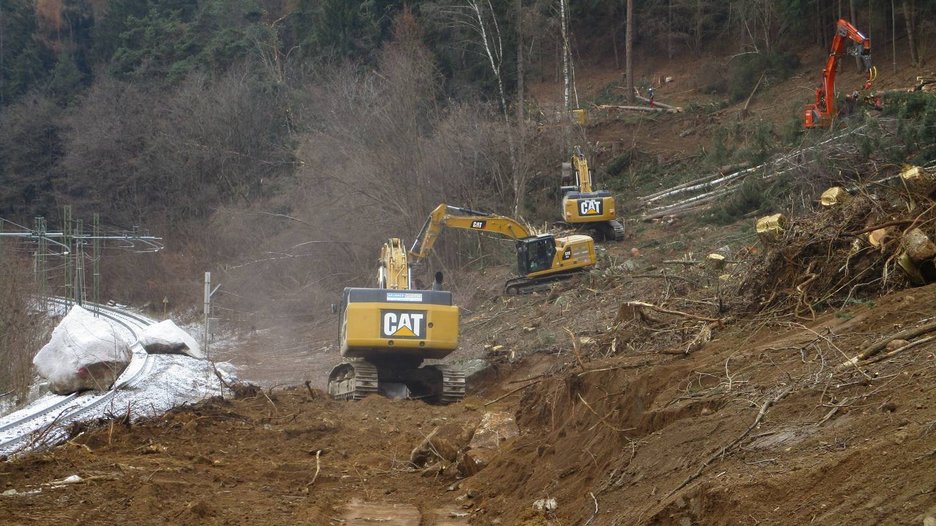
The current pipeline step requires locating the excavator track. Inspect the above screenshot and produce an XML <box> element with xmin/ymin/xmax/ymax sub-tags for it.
<box><xmin>504</xmin><ymin>268</ymin><xmax>586</xmax><ymax>295</ymax></box>
<box><xmin>608</xmin><ymin>219</ymin><xmax>626</xmax><ymax>241</ymax></box>
<box><xmin>328</xmin><ymin>361</ymin><xmax>379</xmax><ymax>401</ymax></box>
<box><xmin>433</xmin><ymin>364</ymin><xmax>466</xmax><ymax>405</ymax></box>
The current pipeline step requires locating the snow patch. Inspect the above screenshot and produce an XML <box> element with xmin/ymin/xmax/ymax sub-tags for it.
<box><xmin>138</xmin><ymin>320</ymin><xmax>205</xmax><ymax>359</ymax></box>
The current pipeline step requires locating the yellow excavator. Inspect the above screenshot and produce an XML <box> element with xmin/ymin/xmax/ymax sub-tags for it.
<box><xmin>560</xmin><ymin>146</ymin><xmax>625</xmax><ymax>241</ymax></box>
<box><xmin>409</xmin><ymin>204</ymin><xmax>596</xmax><ymax>294</ymax></box>
<box><xmin>327</xmin><ymin>238</ymin><xmax>465</xmax><ymax>403</ymax></box>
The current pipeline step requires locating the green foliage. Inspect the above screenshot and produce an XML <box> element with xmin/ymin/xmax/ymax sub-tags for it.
<box><xmin>49</xmin><ymin>53</ymin><xmax>90</xmax><ymax>105</ymax></box>
<box><xmin>107</xmin><ymin>0</ymin><xmax>267</xmax><ymax>81</ymax></box>
<box><xmin>885</xmin><ymin>91</ymin><xmax>936</xmax><ymax>161</ymax></box>
<box><xmin>780</xmin><ymin>113</ymin><xmax>804</xmax><ymax>145</ymax></box>
<box><xmin>727</xmin><ymin>52</ymin><xmax>799</xmax><ymax>103</ymax></box>
<box><xmin>739</xmin><ymin>120</ymin><xmax>775</xmax><ymax>165</ymax></box>
<box><xmin>0</xmin><ymin>1</ymin><xmax>55</xmax><ymax>104</ymax></box>
<box><xmin>708</xmin><ymin>126</ymin><xmax>733</xmax><ymax>166</ymax></box>
<box><xmin>0</xmin><ymin>96</ymin><xmax>64</xmax><ymax>217</ymax></box>
<box><xmin>704</xmin><ymin>175</ymin><xmax>770</xmax><ymax>225</ymax></box>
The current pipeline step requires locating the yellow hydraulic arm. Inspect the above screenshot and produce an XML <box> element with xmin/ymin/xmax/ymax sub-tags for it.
<box><xmin>409</xmin><ymin>204</ymin><xmax>533</xmax><ymax>260</ymax></box>
<box><xmin>572</xmin><ymin>145</ymin><xmax>593</xmax><ymax>193</ymax></box>
<box><xmin>378</xmin><ymin>238</ymin><xmax>411</xmax><ymax>290</ymax></box>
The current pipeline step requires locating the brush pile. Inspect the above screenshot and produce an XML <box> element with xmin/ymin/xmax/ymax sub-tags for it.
<box><xmin>739</xmin><ymin>166</ymin><xmax>936</xmax><ymax>317</ymax></box>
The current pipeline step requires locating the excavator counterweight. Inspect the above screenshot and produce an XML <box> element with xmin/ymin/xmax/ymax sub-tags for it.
<box><xmin>559</xmin><ymin>146</ymin><xmax>625</xmax><ymax>241</ymax></box>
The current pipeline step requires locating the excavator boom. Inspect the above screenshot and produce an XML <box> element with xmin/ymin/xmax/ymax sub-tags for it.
<box><xmin>410</xmin><ymin>204</ymin><xmax>532</xmax><ymax>260</ymax></box>
<box><xmin>805</xmin><ymin>18</ymin><xmax>876</xmax><ymax>128</ymax></box>
<box><xmin>378</xmin><ymin>238</ymin><xmax>411</xmax><ymax>290</ymax></box>
<box><xmin>410</xmin><ymin>203</ymin><xmax>596</xmax><ymax>294</ymax></box>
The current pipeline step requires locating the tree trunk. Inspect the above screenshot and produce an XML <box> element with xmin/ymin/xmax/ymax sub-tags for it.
<box><xmin>902</xmin><ymin>0</ymin><xmax>917</xmax><ymax>66</ymax></box>
<box><xmin>515</xmin><ymin>0</ymin><xmax>524</xmax><ymax>126</ymax></box>
<box><xmin>892</xmin><ymin>0</ymin><xmax>897</xmax><ymax>73</ymax></box>
<box><xmin>625</xmin><ymin>0</ymin><xmax>634</xmax><ymax>103</ymax></box>
<box><xmin>850</xmin><ymin>0</ymin><xmax>862</xmax><ymax>71</ymax></box>
<box><xmin>668</xmin><ymin>0</ymin><xmax>673</xmax><ymax>60</ymax></box>
<box><xmin>560</xmin><ymin>0</ymin><xmax>570</xmax><ymax>109</ymax></box>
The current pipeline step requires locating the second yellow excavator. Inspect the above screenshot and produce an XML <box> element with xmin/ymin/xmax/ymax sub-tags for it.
<box><xmin>410</xmin><ymin>204</ymin><xmax>596</xmax><ymax>294</ymax></box>
<box><xmin>560</xmin><ymin>146</ymin><xmax>625</xmax><ymax>241</ymax></box>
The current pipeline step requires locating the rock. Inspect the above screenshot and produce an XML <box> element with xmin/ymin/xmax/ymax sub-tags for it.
<box><xmin>138</xmin><ymin>320</ymin><xmax>204</xmax><ymax>359</ymax></box>
<box><xmin>33</xmin><ymin>306</ymin><xmax>132</xmax><ymax>394</ymax></box>
<box><xmin>458</xmin><ymin>448</ymin><xmax>495</xmax><ymax>477</ymax></box>
<box><xmin>532</xmin><ymin>498</ymin><xmax>557</xmax><ymax>513</ymax></box>
<box><xmin>469</xmin><ymin>412</ymin><xmax>519</xmax><ymax>450</ymax></box>
<box><xmin>923</xmin><ymin>504</ymin><xmax>936</xmax><ymax>526</ymax></box>
<box><xmin>886</xmin><ymin>339</ymin><xmax>910</xmax><ymax>351</ymax></box>
<box><xmin>461</xmin><ymin>359</ymin><xmax>494</xmax><ymax>390</ymax></box>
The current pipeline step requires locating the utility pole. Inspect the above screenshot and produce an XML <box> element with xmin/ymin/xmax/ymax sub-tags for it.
<box><xmin>74</xmin><ymin>219</ymin><xmax>84</xmax><ymax>305</ymax></box>
<box><xmin>203</xmin><ymin>272</ymin><xmax>220</xmax><ymax>361</ymax></box>
<box><xmin>93</xmin><ymin>213</ymin><xmax>100</xmax><ymax>316</ymax></box>
<box><xmin>35</xmin><ymin>217</ymin><xmax>47</xmax><ymax>311</ymax></box>
<box><xmin>63</xmin><ymin>206</ymin><xmax>73</xmax><ymax>309</ymax></box>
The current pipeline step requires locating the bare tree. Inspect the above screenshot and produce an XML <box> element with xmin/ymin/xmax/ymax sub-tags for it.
<box><xmin>902</xmin><ymin>0</ymin><xmax>918</xmax><ymax>66</ymax></box>
<box><xmin>626</xmin><ymin>0</ymin><xmax>634</xmax><ymax>103</ymax></box>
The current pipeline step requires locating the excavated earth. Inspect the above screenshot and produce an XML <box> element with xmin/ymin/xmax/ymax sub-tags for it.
<box><xmin>3</xmin><ymin>215</ymin><xmax>936</xmax><ymax>525</ymax></box>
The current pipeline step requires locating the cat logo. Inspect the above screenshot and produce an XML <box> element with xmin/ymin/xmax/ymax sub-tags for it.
<box><xmin>562</xmin><ymin>247</ymin><xmax>572</xmax><ymax>260</ymax></box>
<box><xmin>470</xmin><ymin>220</ymin><xmax>487</xmax><ymax>229</ymax></box>
<box><xmin>579</xmin><ymin>199</ymin><xmax>603</xmax><ymax>216</ymax></box>
<box><xmin>381</xmin><ymin>310</ymin><xmax>426</xmax><ymax>339</ymax></box>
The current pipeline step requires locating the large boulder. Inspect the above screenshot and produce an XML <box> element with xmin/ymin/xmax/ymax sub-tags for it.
<box><xmin>33</xmin><ymin>306</ymin><xmax>133</xmax><ymax>394</ymax></box>
<box><xmin>138</xmin><ymin>320</ymin><xmax>204</xmax><ymax>359</ymax></box>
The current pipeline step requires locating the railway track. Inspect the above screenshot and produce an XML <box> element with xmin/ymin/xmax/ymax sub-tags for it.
<box><xmin>0</xmin><ymin>301</ymin><xmax>157</xmax><ymax>456</ymax></box>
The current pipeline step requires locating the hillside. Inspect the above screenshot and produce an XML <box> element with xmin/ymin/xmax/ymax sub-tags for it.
<box><xmin>3</xmin><ymin>2</ymin><xmax>936</xmax><ymax>525</ymax></box>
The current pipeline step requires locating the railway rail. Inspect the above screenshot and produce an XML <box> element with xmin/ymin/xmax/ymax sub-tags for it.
<box><xmin>0</xmin><ymin>301</ymin><xmax>157</xmax><ymax>456</ymax></box>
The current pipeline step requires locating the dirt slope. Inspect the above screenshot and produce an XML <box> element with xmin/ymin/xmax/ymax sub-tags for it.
<box><xmin>3</xmin><ymin>219</ymin><xmax>936</xmax><ymax>525</ymax></box>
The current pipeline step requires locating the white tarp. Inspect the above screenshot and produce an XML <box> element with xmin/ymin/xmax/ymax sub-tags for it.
<box><xmin>32</xmin><ymin>305</ymin><xmax>132</xmax><ymax>394</ymax></box>
<box><xmin>138</xmin><ymin>320</ymin><xmax>204</xmax><ymax>359</ymax></box>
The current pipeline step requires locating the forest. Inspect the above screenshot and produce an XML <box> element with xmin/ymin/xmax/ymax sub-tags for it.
<box><xmin>0</xmin><ymin>0</ymin><xmax>933</xmax><ymax>314</ymax></box>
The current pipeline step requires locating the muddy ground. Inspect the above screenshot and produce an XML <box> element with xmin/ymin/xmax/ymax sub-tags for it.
<box><xmin>3</xmin><ymin>212</ymin><xmax>936</xmax><ymax>525</ymax></box>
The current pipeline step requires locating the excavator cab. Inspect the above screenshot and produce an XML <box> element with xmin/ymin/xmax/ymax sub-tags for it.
<box><xmin>517</xmin><ymin>236</ymin><xmax>557</xmax><ymax>275</ymax></box>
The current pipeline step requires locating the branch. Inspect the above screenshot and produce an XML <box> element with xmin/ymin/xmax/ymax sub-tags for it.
<box><xmin>625</xmin><ymin>301</ymin><xmax>721</xmax><ymax>323</ymax></box>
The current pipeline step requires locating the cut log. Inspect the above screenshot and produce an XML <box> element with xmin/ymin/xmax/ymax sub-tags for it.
<box><xmin>901</xmin><ymin>228</ymin><xmax>936</xmax><ymax>263</ymax></box>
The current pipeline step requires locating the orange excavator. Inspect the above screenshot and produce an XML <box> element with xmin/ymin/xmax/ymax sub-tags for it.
<box><xmin>804</xmin><ymin>18</ymin><xmax>878</xmax><ymax>128</ymax></box>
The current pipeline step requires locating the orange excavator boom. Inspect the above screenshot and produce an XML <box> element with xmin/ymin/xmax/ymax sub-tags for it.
<box><xmin>804</xmin><ymin>19</ymin><xmax>875</xmax><ymax>128</ymax></box>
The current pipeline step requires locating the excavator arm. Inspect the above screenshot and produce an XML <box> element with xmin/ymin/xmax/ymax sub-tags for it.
<box><xmin>378</xmin><ymin>238</ymin><xmax>411</xmax><ymax>290</ymax></box>
<box><xmin>409</xmin><ymin>204</ymin><xmax>533</xmax><ymax>260</ymax></box>
<box><xmin>572</xmin><ymin>146</ymin><xmax>593</xmax><ymax>193</ymax></box>
<box><xmin>806</xmin><ymin>18</ymin><xmax>876</xmax><ymax>128</ymax></box>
